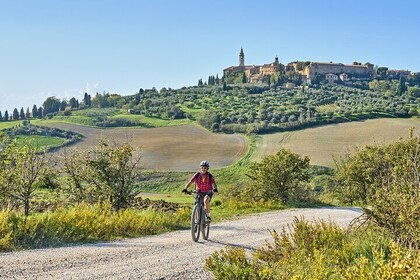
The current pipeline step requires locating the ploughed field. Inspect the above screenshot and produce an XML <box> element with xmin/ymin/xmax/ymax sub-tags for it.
<box><xmin>41</xmin><ymin>123</ymin><xmax>248</xmax><ymax>171</ymax></box>
<box><xmin>251</xmin><ymin>118</ymin><xmax>420</xmax><ymax>167</ymax></box>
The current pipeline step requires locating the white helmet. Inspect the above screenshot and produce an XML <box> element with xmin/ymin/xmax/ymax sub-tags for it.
<box><xmin>200</xmin><ymin>160</ymin><xmax>210</xmax><ymax>168</ymax></box>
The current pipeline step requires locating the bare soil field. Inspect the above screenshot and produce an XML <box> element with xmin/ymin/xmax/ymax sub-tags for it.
<box><xmin>251</xmin><ymin>118</ymin><xmax>420</xmax><ymax>167</ymax></box>
<box><xmin>41</xmin><ymin>123</ymin><xmax>248</xmax><ymax>171</ymax></box>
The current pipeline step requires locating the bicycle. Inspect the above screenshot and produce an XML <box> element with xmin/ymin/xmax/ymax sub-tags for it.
<box><xmin>184</xmin><ymin>190</ymin><xmax>211</xmax><ymax>242</ymax></box>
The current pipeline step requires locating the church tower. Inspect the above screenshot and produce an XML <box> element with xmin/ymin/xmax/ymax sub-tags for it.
<box><xmin>239</xmin><ymin>48</ymin><xmax>244</xmax><ymax>66</ymax></box>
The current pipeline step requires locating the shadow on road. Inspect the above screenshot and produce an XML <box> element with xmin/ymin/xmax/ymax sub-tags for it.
<box><xmin>204</xmin><ymin>239</ymin><xmax>256</xmax><ymax>252</ymax></box>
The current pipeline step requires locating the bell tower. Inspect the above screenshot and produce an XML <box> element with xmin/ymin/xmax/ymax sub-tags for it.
<box><xmin>239</xmin><ymin>48</ymin><xmax>244</xmax><ymax>66</ymax></box>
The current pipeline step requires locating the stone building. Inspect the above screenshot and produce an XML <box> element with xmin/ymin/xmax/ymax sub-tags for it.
<box><xmin>223</xmin><ymin>48</ymin><xmax>284</xmax><ymax>83</ymax></box>
<box><xmin>289</xmin><ymin>61</ymin><xmax>375</xmax><ymax>83</ymax></box>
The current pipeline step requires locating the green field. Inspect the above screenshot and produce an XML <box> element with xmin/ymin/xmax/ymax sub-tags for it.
<box><xmin>0</xmin><ymin>120</ymin><xmax>23</xmax><ymax>130</ymax></box>
<box><xmin>251</xmin><ymin>118</ymin><xmax>420</xmax><ymax>167</ymax></box>
<box><xmin>13</xmin><ymin>135</ymin><xmax>66</xmax><ymax>150</ymax></box>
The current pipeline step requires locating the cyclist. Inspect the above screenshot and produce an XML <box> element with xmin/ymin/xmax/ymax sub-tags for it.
<box><xmin>182</xmin><ymin>160</ymin><xmax>217</xmax><ymax>221</ymax></box>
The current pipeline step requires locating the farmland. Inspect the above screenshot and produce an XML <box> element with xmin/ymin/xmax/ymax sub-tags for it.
<box><xmin>40</xmin><ymin>122</ymin><xmax>248</xmax><ymax>171</ymax></box>
<box><xmin>251</xmin><ymin>117</ymin><xmax>420</xmax><ymax>167</ymax></box>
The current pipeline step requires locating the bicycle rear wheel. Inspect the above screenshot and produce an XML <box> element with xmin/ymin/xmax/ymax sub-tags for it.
<box><xmin>201</xmin><ymin>212</ymin><xmax>210</xmax><ymax>240</ymax></box>
<box><xmin>191</xmin><ymin>205</ymin><xmax>200</xmax><ymax>242</ymax></box>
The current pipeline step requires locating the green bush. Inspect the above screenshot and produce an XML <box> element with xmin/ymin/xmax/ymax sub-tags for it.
<box><xmin>335</xmin><ymin>132</ymin><xmax>420</xmax><ymax>248</ymax></box>
<box><xmin>206</xmin><ymin>218</ymin><xmax>420</xmax><ymax>279</ymax></box>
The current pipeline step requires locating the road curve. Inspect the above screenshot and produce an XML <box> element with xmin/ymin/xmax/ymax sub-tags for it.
<box><xmin>0</xmin><ymin>207</ymin><xmax>362</xmax><ymax>280</ymax></box>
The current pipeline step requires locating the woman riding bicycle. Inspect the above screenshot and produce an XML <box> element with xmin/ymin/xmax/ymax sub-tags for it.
<box><xmin>182</xmin><ymin>160</ymin><xmax>218</xmax><ymax>221</ymax></box>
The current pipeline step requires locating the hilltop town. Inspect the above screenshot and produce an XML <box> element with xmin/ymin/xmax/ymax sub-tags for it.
<box><xmin>221</xmin><ymin>48</ymin><xmax>412</xmax><ymax>87</ymax></box>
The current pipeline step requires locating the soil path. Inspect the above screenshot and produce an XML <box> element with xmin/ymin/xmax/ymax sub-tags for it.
<box><xmin>0</xmin><ymin>207</ymin><xmax>361</xmax><ymax>280</ymax></box>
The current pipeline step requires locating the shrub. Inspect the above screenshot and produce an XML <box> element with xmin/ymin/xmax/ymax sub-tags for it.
<box><xmin>245</xmin><ymin>149</ymin><xmax>310</xmax><ymax>202</ymax></box>
<box><xmin>206</xmin><ymin>218</ymin><xmax>420</xmax><ymax>279</ymax></box>
<box><xmin>335</xmin><ymin>132</ymin><xmax>420</xmax><ymax>248</ymax></box>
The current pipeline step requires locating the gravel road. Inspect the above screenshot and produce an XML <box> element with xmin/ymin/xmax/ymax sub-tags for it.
<box><xmin>0</xmin><ymin>207</ymin><xmax>362</xmax><ymax>280</ymax></box>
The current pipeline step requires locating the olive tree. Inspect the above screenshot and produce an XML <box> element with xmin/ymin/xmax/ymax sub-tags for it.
<box><xmin>83</xmin><ymin>140</ymin><xmax>142</xmax><ymax>210</ymax></box>
<box><xmin>2</xmin><ymin>141</ymin><xmax>51</xmax><ymax>216</ymax></box>
<box><xmin>245</xmin><ymin>149</ymin><xmax>310</xmax><ymax>202</ymax></box>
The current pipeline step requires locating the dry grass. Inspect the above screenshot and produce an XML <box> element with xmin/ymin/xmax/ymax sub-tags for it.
<box><xmin>41</xmin><ymin>123</ymin><xmax>248</xmax><ymax>171</ymax></box>
<box><xmin>251</xmin><ymin>118</ymin><xmax>420</xmax><ymax>167</ymax></box>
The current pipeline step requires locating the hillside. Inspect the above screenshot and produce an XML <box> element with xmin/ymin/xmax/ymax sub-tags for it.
<box><xmin>40</xmin><ymin>122</ymin><xmax>248</xmax><ymax>171</ymax></box>
<box><xmin>251</xmin><ymin>118</ymin><xmax>420</xmax><ymax>167</ymax></box>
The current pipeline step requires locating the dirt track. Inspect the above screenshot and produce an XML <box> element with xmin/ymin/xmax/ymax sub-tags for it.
<box><xmin>0</xmin><ymin>207</ymin><xmax>361</xmax><ymax>280</ymax></box>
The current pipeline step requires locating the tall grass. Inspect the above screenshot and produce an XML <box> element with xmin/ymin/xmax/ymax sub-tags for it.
<box><xmin>205</xmin><ymin>217</ymin><xmax>420</xmax><ymax>279</ymax></box>
<box><xmin>0</xmin><ymin>202</ymin><xmax>190</xmax><ymax>251</ymax></box>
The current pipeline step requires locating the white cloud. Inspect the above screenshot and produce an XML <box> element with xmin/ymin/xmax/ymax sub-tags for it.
<box><xmin>85</xmin><ymin>82</ymin><xmax>104</xmax><ymax>96</ymax></box>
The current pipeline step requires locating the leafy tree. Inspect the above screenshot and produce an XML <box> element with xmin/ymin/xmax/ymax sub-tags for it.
<box><xmin>335</xmin><ymin>133</ymin><xmax>420</xmax><ymax>248</ymax></box>
<box><xmin>83</xmin><ymin>140</ymin><xmax>142</xmax><ymax>210</ymax></box>
<box><xmin>61</xmin><ymin>149</ymin><xmax>90</xmax><ymax>203</ymax></box>
<box><xmin>408</xmin><ymin>86</ymin><xmax>420</xmax><ymax>98</ymax></box>
<box><xmin>198</xmin><ymin>110</ymin><xmax>220</xmax><ymax>130</ymax></box>
<box><xmin>69</xmin><ymin>97</ymin><xmax>78</xmax><ymax>109</ymax></box>
<box><xmin>43</xmin><ymin>96</ymin><xmax>61</xmax><ymax>115</ymax></box>
<box><xmin>2</xmin><ymin>141</ymin><xmax>51</xmax><ymax>216</ymax></box>
<box><xmin>198</xmin><ymin>79</ymin><xmax>203</xmax><ymax>86</ymax></box>
<box><xmin>245</xmin><ymin>149</ymin><xmax>310</xmax><ymax>202</ymax></box>
<box><xmin>83</xmin><ymin>93</ymin><xmax>92</xmax><ymax>107</ymax></box>
<box><xmin>376</xmin><ymin>67</ymin><xmax>388</xmax><ymax>79</ymax></box>
<box><xmin>60</xmin><ymin>100</ymin><xmax>68</xmax><ymax>111</ymax></box>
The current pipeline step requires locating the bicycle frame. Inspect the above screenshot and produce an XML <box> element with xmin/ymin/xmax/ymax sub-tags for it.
<box><xmin>189</xmin><ymin>191</ymin><xmax>210</xmax><ymax>242</ymax></box>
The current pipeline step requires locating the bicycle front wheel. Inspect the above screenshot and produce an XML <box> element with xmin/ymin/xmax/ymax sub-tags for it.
<box><xmin>191</xmin><ymin>205</ymin><xmax>200</xmax><ymax>242</ymax></box>
<box><xmin>201</xmin><ymin>211</ymin><xmax>210</xmax><ymax>240</ymax></box>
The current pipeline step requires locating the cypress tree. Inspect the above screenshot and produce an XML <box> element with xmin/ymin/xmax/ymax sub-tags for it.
<box><xmin>0</xmin><ymin>111</ymin><xmax>2</xmax><ymax>121</ymax></box>
<box><xmin>13</xmin><ymin>108</ymin><xmax>19</xmax><ymax>120</ymax></box>
<box><xmin>20</xmin><ymin>107</ymin><xmax>25</xmax><ymax>119</ymax></box>
<box><xmin>26</xmin><ymin>107</ymin><xmax>31</xmax><ymax>119</ymax></box>
<box><xmin>4</xmin><ymin>110</ymin><xmax>9</xmax><ymax>121</ymax></box>
<box><xmin>32</xmin><ymin>105</ymin><xmax>38</xmax><ymax>118</ymax></box>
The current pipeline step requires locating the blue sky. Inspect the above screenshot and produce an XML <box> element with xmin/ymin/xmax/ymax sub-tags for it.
<box><xmin>1</xmin><ymin>0</ymin><xmax>419</xmax><ymax>113</ymax></box>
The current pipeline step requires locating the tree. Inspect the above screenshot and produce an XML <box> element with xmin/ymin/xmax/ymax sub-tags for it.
<box><xmin>19</xmin><ymin>107</ymin><xmax>25</xmax><ymax>119</ymax></box>
<box><xmin>12</xmin><ymin>108</ymin><xmax>19</xmax><ymax>120</ymax></box>
<box><xmin>2</xmin><ymin>141</ymin><xmax>51</xmax><ymax>216</ymax></box>
<box><xmin>4</xmin><ymin>110</ymin><xmax>9</xmax><ymax>121</ymax></box>
<box><xmin>198</xmin><ymin>79</ymin><xmax>203</xmax><ymax>86</ymax></box>
<box><xmin>0</xmin><ymin>111</ymin><xmax>2</xmax><ymax>122</ymax></box>
<box><xmin>43</xmin><ymin>96</ymin><xmax>61</xmax><ymax>115</ymax></box>
<box><xmin>69</xmin><ymin>97</ymin><xmax>78</xmax><ymax>109</ymax></box>
<box><xmin>335</xmin><ymin>133</ymin><xmax>420</xmax><ymax>248</ymax></box>
<box><xmin>83</xmin><ymin>140</ymin><xmax>142</xmax><ymax>210</ymax></box>
<box><xmin>37</xmin><ymin>107</ymin><xmax>43</xmax><ymax>118</ymax></box>
<box><xmin>245</xmin><ymin>149</ymin><xmax>310</xmax><ymax>202</ymax></box>
<box><xmin>61</xmin><ymin>149</ymin><xmax>90</xmax><ymax>203</ymax></box>
<box><xmin>397</xmin><ymin>76</ymin><xmax>407</xmax><ymax>95</ymax></box>
<box><xmin>242</xmin><ymin>72</ymin><xmax>247</xmax><ymax>83</ymax></box>
<box><xmin>60</xmin><ymin>100</ymin><xmax>68</xmax><ymax>111</ymax></box>
<box><xmin>83</xmin><ymin>93</ymin><xmax>92</xmax><ymax>107</ymax></box>
<box><xmin>32</xmin><ymin>105</ymin><xmax>38</xmax><ymax>118</ymax></box>
<box><xmin>25</xmin><ymin>107</ymin><xmax>31</xmax><ymax>119</ymax></box>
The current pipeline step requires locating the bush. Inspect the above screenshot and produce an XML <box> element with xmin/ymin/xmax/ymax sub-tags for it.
<box><xmin>335</xmin><ymin>132</ymin><xmax>420</xmax><ymax>248</ymax></box>
<box><xmin>244</xmin><ymin>149</ymin><xmax>310</xmax><ymax>202</ymax></box>
<box><xmin>206</xmin><ymin>218</ymin><xmax>420</xmax><ymax>279</ymax></box>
